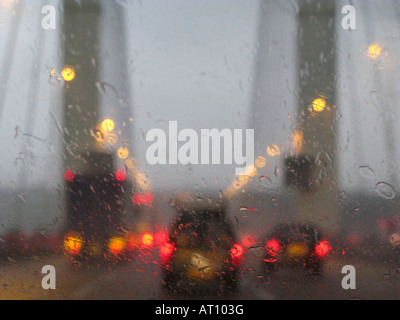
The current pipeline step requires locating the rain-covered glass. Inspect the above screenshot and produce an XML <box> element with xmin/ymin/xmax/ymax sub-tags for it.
<box><xmin>0</xmin><ymin>0</ymin><xmax>400</xmax><ymax>301</ymax></box>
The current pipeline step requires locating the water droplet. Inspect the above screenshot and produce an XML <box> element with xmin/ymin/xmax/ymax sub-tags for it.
<box><xmin>259</xmin><ymin>175</ymin><xmax>272</xmax><ymax>188</ymax></box>
<box><xmin>49</xmin><ymin>69</ymin><xmax>64</xmax><ymax>87</ymax></box>
<box><xmin>267</xmin><ymin>145</ymin><xmax>280</xmax><ymax>157</ymax></box>
<box><xmin>96</xmin><ymin>81</ymin><xmax>127</xmax><ymax>109</ymax></box>
<box><xmin>239</xmin><ymin>206</ymin><xmax>257</xmax><ymax>213</ymax></box>
<box><xmin>359</xmin><ymin>165</ymin><xmax>375</xmax><ymax>180</ymax></box>
<box><xmin>375</xmin><ymin>182</ymin><xmax>395</xmax><ymax>200</ymax></box>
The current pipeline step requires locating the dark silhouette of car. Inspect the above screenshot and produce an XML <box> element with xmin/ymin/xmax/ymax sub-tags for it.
<box><xmin>63</xmin><ymin>151</ymin><xmax>134</xmax><ymax>265</ymax></box>
<box><xmin>263</xmin><ymin>223</ymin><xmax>331</xmax><ymax>276</ymax></box>
<box><xmin>160</xmin><ymin>194</ymin><xmax>243</xmax><ymax>295</ymax></box>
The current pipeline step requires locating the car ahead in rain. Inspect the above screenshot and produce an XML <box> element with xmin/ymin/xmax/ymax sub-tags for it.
<box><xmin>263</xmin><ymin>223</ymin><xmax>332</xmax><ymax>276</ymax></box>
<box><xmin>160</xmin><ymin>194</ymin><xmax>244</xmax><ymax>295</ymax></box>
<box><xmin>63</xmin><ymin>151</ymin><xmax>136</xmax><ymax>265</ymax></box>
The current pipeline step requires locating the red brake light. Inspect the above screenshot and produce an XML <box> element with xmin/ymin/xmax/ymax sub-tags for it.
<box><xmin>155</xmin><ymin>230</ymin><xmax>168</xmax><ymax>245</ymax></box>
<box><xmin>315</xmin><ymin>239</ymin><xmax>331</xmax><ymax>257</ymax></box>
<box><xmin>160</xmin><ymin>242</ymin><xmax>175</xmax><ymax>263</ymax></box>
<box><xmin>230</xmin><ymin>243</ymin><xmax>244</xmax><ymax>259</ymax></box>
<box><xmin>64</xmin><ymin>170</ymin><xmax>75</xmax><ymax>182</ymax></box>
<box><xmin>160</xmin><ymin>242</ymin><xmax>174</xmax><ymax>256</ymax></box>
<box><xmin>115</xmin><ymin>169</ymin><xmax>126</xmax><ymax>182</ymax></box>
<box><xmin>242</xmin><ymin>236</ymin><xmax>255</xmax><ymax>248</ymax></box>
<box><xmin>266</xmin><ymin>239</ymin><xmax>280</xmax><ymax>256</ymax></box>
<box><xmin>230</xmin><ymin>243</ymin><xmax>244</xmax><ymax>266</ymax></box>
<box><xmin>132</xmin><ymin>193</ymin><xmax>154</xmax><ymax>205</ymax></box>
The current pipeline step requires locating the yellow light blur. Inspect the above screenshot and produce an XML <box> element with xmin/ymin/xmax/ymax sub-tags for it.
<box><xmin>267</xmin><ymin>145</ymin><xmax>280</xmax><ymax>157</ymax></box>
<box><xmin>117</xmin><ymin>147</ymin><xmax>129</xmax><ymax>159</ymax></box>
<box><xmin>255</xmin><ymin>156</ymin><xmax>266</xmax><ymax>168</ymax></box>
<box><xmin>108</xmin><ymin>236</ymin><xmax>126</xmax><ymax>254</ymax></box>
<box><xmin>61</xmin><ymin>66</ymin><xmax>76</xmax><ymax>82</ymax></box>
<box><xmin>142</xmin><ymin>233</ymin><xmax>154</xmax><ymax>246</ymax></box>
<box><xmin>237</xmin><ymin>175</ymin><xmax>250</xmax><ymax>184</ymax></box>
<box><xmin>311</xmin><ymin>98</ymin><xmax>326</xmax><ymax>112</ymax></box>
<box><xmin>101</xmin><ymin>119</ymin><xmax>115</xmax><ymax>132</ymax></box>
<box><xmin>63</xmin><ymin>232</ymin><xmax>83</xmax><ymax>255</ymax></box>
<box><xmin>367</xmin><ymin>44</ymin><xmax>382</xmax><ymax>60</ymax></box>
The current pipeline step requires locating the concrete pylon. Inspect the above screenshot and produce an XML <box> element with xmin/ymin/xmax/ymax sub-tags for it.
<box><xmin>294</xmin><ymin>0</ymin><xmax>339</xmax><ymax>234</ymax></box>
<box><xmin>62</xmin><ymin>0</ymin><xmax>102</xmax><ymax>172</ymax></box>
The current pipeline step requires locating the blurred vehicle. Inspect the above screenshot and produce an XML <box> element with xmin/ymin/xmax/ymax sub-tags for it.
<box><xmin>160</xmin><ymin>194</ymin><xmax>243</xmax><ymax>295</ymax></box>
<box><xmin>263</xmin><ymin>223</ymin><xmax>331</xmax><ymax>276</ymax></box>
<box><xmin>63</xmin><ymin>151</ymin><xmax>136</xmax><ymax>265</ymax></box>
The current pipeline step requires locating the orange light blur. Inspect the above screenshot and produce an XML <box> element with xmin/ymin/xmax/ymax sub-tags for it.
<box><xmin>267</xmin><ymin>145</ymin><xmax>280</xmax><ymax>157</ymax></box>
<box><xmin>63</xmin><ymin>232</ymin><xmax>83</xmax><ymax>255</ymax></box>
<box><xmin>117</xmin><ymin>147</ymin><xmax>129</xmax><ymax>159</ymax></box>
<box><xmin>101</xmin><ymin>119</ymin><xmax>115</xmax><ymax>132</ymax></box>
<box><xmin>141</xmin><ymin>233</ymin><xmax>154</xmax><ymax>247</ymax></box>
<box><xmin>310</xmin><ymin>98</ymin><xmax>326</xmax><ymax>112</ymax></box>
<box><xmin>125</xmin><ymin>233</ymin><xmax>138</xmax><ymax>251</ymax></box>
<box><xmin>255</xmin><ymin>156</ymin><xmax>266</xmax><ymax>168</ymax></box>
<box><xmin>160</xmin><ymin>242</ymin><xmax>174</xmax><ymax>257</ymax></box>
<box><xmin>108</xmin><ymin>236</ymin><xmax>126</xmax><ymax>254</ymax></box>
<box><xmin>367</xmin><ymin>43</ymin><xmax>382</xmax><ymax>60</ymax></box>
<box><xmin>61</xmin><ymin>66</ymin><xmax>75</xmax><ymax>82</ymax></box>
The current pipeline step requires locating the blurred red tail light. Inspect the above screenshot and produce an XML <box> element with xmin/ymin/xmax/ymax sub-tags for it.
<box><xmin>230</xmin><ymin>243</ymin><xmax>244</xmax><ymax>259</ymax></box>
<box><xmin>155</xmin><ymin>230</ymin><xmax>168</xmax><ymax>245</ymax></box>
<box><xmin>115</xmin><ymin>169</ymin><xmax>126</xmax><ymax>182</ymax></box>
<box><xmin>132</xmin><ymin>193</ymin><xmax>154</xmax><ymax>205</ymax></box>
<box><xmin>242</xmin><ymin>236</ymin><xmax>255</xmax><ymax>248</ymax></box>
<box><xmin>265</xmin><ymin>239</ymin><xmax>280</xmax><ymax>256</ymax></box>
<box><xmin>64</xmin><ymin>170</ymin><xmax>75</xmax><ymax>182</ymax></box>
<box><xmin>314</xmin><ymin>239</ymin><xmax>331</xmax><ymax>257</ymax></box>
<box><xmin>160</xmin><ymin>242</ymin><xmax>175</xmax><ymax>263</ymax></box>
<box><xmin>230</xmin><ymin>243</ymin><xmax>244</xmax><ymax>266</ymax></box>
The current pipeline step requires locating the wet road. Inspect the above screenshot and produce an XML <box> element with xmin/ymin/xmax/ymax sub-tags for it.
<box><xmin>0</xmin><ymin>249</ymin><xmax>399</xmax><ymax>300</ymax></box>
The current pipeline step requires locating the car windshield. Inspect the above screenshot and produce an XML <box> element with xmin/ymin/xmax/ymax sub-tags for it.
<box><xmin>2</xmin><ymin>0</ymin><xmax>400</xmax><ymax>303</ymax></box>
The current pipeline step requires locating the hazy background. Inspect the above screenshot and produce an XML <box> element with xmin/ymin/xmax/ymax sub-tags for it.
<box><xmin>0</xmin><ymin>0</ymin><xmax>399</xmax><ymax>234</ymax></box>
